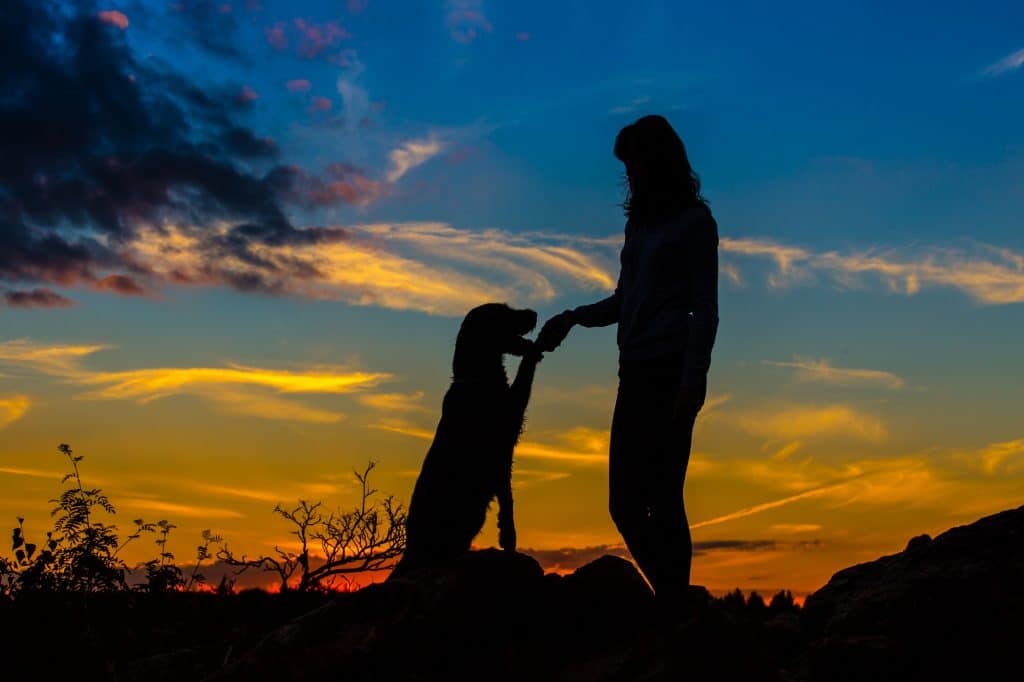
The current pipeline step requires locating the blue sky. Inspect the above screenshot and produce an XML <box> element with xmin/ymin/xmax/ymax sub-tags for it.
<box><xmin>1</xmin><ymin>0</ymin><xmax>1023</xmax><ymax>593</ymax></box>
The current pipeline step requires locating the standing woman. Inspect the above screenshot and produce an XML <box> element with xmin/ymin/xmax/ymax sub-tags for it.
<box><xmin>537</xmin><ymin>114</ymin><xmax>718</xmax><ymax>612</ymax></box>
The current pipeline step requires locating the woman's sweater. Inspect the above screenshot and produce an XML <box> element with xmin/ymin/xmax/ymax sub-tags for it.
<box><xmin>570</xmin><ymin>203</ymin><xmax>719</xmax><ymax>389</ymax></box>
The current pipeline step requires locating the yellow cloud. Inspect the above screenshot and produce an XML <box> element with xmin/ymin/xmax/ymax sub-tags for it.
<box><xmin>78</xmin><ymin>365</ymin><xmax>388</xmax><ymax>401</ymax></box>
<box><xmin>371</xmin><ymin>420</ymin><xmax>609</xmax><ymax>465</ymax></box>
<box><xmin>512</xmin><ymin>468</ymin><xmax>572</xmax><ymax>488</ymax></box>
<box><xmin>0</xmin><ymin>465</ymin><xmax>57</xmax><ymax>479</ymax></box>
<box><xmin>0</xmin><ymin>394</ymin><xmax>30</xmax><ymax>429</ymax></box>
<box><xmin>771</xmin><ymin>523</ymin><xmax>823</xmax><ymax>533</ymax></box>
<box><xmin>0</xmin><ymin>339</ymin><xmax>108</xmax><ymax>375</ymax></box>
<box><xmin>959</xmin><ymin>437</ymin><xmax>1024</xmax><ymax>475</ymax></box>
<box><xmin>733</xmin><ymin>404</ymin><xmax>888</xmax><ymax>443</ymax></box>
<box><xmin>187</xmin><ymin>483</ymin><xmax>283</xmax><ymax>503</ymax></box>
<box><xmin>119</xmin><ymin>497</ymin><xmax>246</xmax><ymax>519</ymax></box>
<box><xmin>0</xmin><ymin>339</ymin><xmax>386</xmax><ymax>423</ymax></box>
<box><xmin>690</xmin><ymin>483</ymin><xmax>842</xmax><ymax>530</ymax></box>
<box><xmin>765</xmin><ymin>357</ymin><xmax>906</xmax><ymax>389</ymax></box>
<box><xmin>360</xmin><ymin>223</ymin><xmax>617</xmax><ymax>294</ymax></box>
<box><xmin>204</xmin><ymin>389</ymin><xmax>346</xmax><ymax>423</ymax></box>
<box><xmin>689</xmin><ymin>452</ymin><xmax>965</xmax><ymax>531</ymax></box>
<box><xmin>356</xmin><ymin>391</ymin><xmax>427</xmax><ymax>412</ymax></box>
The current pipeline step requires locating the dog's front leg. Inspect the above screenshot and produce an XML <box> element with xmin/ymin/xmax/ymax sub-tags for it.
<box><xmin>508</xmin><ymin>349</ymin><xmax>540</xmax><ymax>429</ymax></box>
<box><xmin>498</xmin><ymin>348</ymin><xmax>540</xmax><ymax>552</ymax></box>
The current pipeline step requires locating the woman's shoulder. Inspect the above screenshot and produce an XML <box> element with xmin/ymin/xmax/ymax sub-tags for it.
<box><xmin>664</xmin><ymin>202</ymin><xmax>716</xmax><ymax>231</ymax></box>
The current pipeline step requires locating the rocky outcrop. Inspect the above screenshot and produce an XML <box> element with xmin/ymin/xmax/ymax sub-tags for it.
<box><xmin>792</xmin><ymin>505</ymin><xmax>1024</xmax><ymax>681</ymax></box>
<box><xmin>117</xmin><ymin>505</ymin><xmax>1024</xmax><ymax>681</ymax></box>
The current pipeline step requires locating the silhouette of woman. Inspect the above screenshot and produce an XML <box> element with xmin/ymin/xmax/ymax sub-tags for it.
<box><xmin>537</xmin><ymin>115</ymin><xmax>718</xmax><ymax>613</ymax></box>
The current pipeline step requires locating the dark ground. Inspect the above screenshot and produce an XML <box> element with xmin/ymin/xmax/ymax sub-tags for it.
<box><xmin>3</xmin><ymin>505</ymin><xmax>1021</xmax><ymax>681</ymax></box>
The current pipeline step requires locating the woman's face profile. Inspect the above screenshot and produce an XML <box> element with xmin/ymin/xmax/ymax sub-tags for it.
<box><xmin>623</xmin><ymin>151</ymin><xmax>648</xmax><ymax>192</ymax></box>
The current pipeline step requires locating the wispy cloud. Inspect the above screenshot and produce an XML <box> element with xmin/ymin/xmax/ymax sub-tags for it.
<box><xmin>187</xmin><ymin>483</ymin><xmax>283</xmax><ymax>503</ymax></box>
<box><xmin>119</xmin><ymin>497</ymin><xmax>245</xmax><ymax>519</ymax></box>
<box><xmin>731</xmin><ymin>403</ymin><xmax>888</xmax><ymax>443</ymax></box>
<box><xmin>959</xmin><ymin>437</ymin><xmax>1024</xmax><ymax>475</ymax></box>
<box><xmin>771</xmin><ymin>523</ymin><xmax>822</xmax><ymax>534</ymax></box>
<box><xmin>4</xmin><ymin>287</ymin><xmax>76</xmax><ymax>309</ymax></box>
<box><xmin>97</xmin><ymin>10</ymin><xmax>129</xmax><ymax>30</ymax></box>
<box><xmin>0</xmin><ymin>465</ymin><xmax>57</xmax><ymax>479</ymax></box>
<box><xmin>122</xmin><ymin>221</ymin><xmax>616</xmax><ymax>317</ymax></box>
<box><xmin>983</xmin><ymin>48</ymin><xmax>1024</xmax><ymax>77</ymax></box>
<box><xmin>78</xmin><ymin>364</ymin><xmax>389</xmax><ymax>401</ymax></box>
<box><xmin>764</xmin><ymin>357</ymin><xmax>906</xmax><ymax>389</ymax></box>
<box><xmin>371</xmin><ymin>420</ymin><xmax>609</xmax><ymax>465</ymax></box>
<box><xmin>0</xmin><ymin>340</ymin><xmax>388</xmax><ymax>423</ymax></box>
<box><xmin>609</xmin><ymin>95</ymin><xmax>651</xmax><ymax>115</ymax></box>
<box><xmin>512</xmin><ymin>468</ymin><xmax>572</xmax><ymax>488</ymax></box>
<box><xmin>356</xmin><ymin>391</ymin><xmax>427</xmax><ymax>412</ymax></box>
<box><xmin>0</xmin><ymin>395</ymin><xmax>30</xmax><ymax>430</ymax></box>
<box><xmin>522</xmin><ymin>540</ymin><xmax>780</xmax><ymax>573</ymax></box>
<box><xmin>722</xmin><ymin>238</ymin><xmax>1024</xmax><ymax>304</ymax></box>
<box><xmin>690</xmin><ymin>483</ymin><xmax>845</xmax><ymax>530</ymax></box>
<box><xmin>0</xmin><ymin>339</ymin><xmax>111</xmax><ymax>374</ymax></box>
<box><xmin>445</xmin><ymin>0</ymin><xmax>492</xmax><ymax>44</ymax></box>
<box><xmin>690</xmin><ymin>450</ymin><xmax>970</xmax><ymax>530</ymax></box>
<box><xmin>386</xmin><ymin>137</ymin><xmax>444</xmax><ymax>183</ymax></box>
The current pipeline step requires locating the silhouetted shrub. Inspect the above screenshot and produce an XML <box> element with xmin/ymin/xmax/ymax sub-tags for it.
<box><xmin>1</xmin><ymin>444</ymin><xmax>149</xmax><ymax>594</ymax></box>
<box><xmin>217</xmin><ymin>461</ymin><xmax>407</xmax><ymax>592</ymax></box>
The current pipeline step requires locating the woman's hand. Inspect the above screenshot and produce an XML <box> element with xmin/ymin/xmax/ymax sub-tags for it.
<box><xmin>536</xmin><ymin>310</ymin><xmax>576</xmax><ymax>352</ymax></box>
<box><xmin>673</xmin><ymin>376</ymin><xmax>707</xmax><ymax>421</ymax></box>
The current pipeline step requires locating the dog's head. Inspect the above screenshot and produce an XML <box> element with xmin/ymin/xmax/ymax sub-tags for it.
<box><xmin>456</xmin><ymin>303</ymin><xmax>538</xmax><ymax>360</ymax></box>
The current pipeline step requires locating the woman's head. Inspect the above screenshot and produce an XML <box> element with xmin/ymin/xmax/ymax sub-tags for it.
<box><xmin>614</xmin><ymin>114</ymin><xmax>706</xmax><ymax>222</ymax></box>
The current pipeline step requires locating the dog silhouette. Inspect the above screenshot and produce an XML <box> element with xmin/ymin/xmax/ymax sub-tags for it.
<box><xmin>392</xmin><ymin>303</ymin><xmax>541</xmax><ymax>577</ymax></box>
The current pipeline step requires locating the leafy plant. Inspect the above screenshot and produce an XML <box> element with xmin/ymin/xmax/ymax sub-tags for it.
<box><xmin>140</xmin><ymin>520</ymin><xmax>185</xmax><ymax>593</ymax></box>
<box><xmin>186</xmin><ymin>529</ymin><xmax>223</xmax><ymax>591</ymax></box>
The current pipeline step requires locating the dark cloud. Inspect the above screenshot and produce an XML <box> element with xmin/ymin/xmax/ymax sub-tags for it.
<box><xmin>167</xmin><ymin>0</ymin><xmax>247</xmax><ymax>61</ymax></box>
<box><xmin>267</xmin><ymin>163</ymin><xmax>385</xmax><ymax>207</ymax></box>
<box><xmin>3</xmin><ymin>288</ymin><xmax>76</xmax><ymax>308</ymax></box>
<box><xmin>94</xmin><ymin>274</ymin><xmax>145</xmax><ymax>295</ymax></box>
<box><xmin>523</xmin><ymin>540</ymin><xmax>783</xmax><ymax>572</ymax></box>
<box><xmin>0</xmin><ymin>0</ymin><xmax>366</xmax><ymax>300</ymax></box>
<box><xmin>693</xmin><ymin>540</ymin><xmax>777</xmax><ymax>555</ymax></box>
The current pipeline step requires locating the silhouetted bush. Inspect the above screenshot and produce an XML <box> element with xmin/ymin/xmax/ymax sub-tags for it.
<box><xmin>217</xmin><ymin>461</ymin><xmax>407</xmax><ymax>592</ymax></box>
<box><xmin>2</xmin><ymin>444</ymin><xmax>147</xmax><ymax>594</ymax></box>
<box><xmin>2</xmin><ymin>444</ymin><xmax>402</xmax><ymax>599</ymax></box>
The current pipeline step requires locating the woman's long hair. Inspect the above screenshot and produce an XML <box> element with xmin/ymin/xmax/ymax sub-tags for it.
<box><xmin>614</xmin><ymin>114</ymin><xmax>707</xmax><ymax>222</ymax></box>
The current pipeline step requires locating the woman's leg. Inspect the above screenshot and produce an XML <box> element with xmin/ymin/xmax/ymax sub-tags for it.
<box><xmin>608</xmin><ymin>375</ymin><xmax>661</xmax><ymax>586</ymax></box>
<box><xmin>648</xmin><ymin>406</ymin><xmax>696</xmax><ymax>601</ymax></box>
<box><xmin>609</xmin><ymin>355</ymin><xmax>696</xmax><ymax>603</ymax></box>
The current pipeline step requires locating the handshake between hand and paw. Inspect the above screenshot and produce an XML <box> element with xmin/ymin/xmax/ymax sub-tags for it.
<box><xmin>534</xmin><ymin>310</ymin><xmax>576</xmax><ymax>354</ymax></box>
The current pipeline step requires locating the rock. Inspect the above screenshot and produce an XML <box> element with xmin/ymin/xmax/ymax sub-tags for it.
<box><xmin>793</xmin><ymin>505</ymin><xmax>1024</xmax><ymax>681</ymax></box>
<box><xmin>209</xmin><ymin>549</ymin><xmax>549</xmax><ymax>681</ymax></box>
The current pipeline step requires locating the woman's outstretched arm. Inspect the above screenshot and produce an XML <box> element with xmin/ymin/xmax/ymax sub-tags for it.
<box><xmin>569</xmin><ymin>286</ymin><xmax>622</xmax><ymax>328</ymax></box>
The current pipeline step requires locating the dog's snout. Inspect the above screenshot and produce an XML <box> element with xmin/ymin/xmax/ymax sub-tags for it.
<box><xmin>520</xmin><ymin>309</ymin><xmax>538</xmax><ymax>333</ymax></box>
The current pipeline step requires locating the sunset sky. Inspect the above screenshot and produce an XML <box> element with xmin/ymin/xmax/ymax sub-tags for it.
<box><xmin>2</xmin><ymin>0</ymin><xmax>1023</xmax><ymax>596</ymax></box>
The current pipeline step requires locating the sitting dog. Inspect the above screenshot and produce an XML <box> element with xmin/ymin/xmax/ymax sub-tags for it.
<box><xmin>391</xmin><ymin>303</ymin><xmax>542</xmax><ymax>578</ymax></box>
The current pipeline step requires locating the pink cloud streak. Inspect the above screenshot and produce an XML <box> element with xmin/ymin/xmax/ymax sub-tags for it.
<box><xmin>97</xmin><ymin>10</ymin><xmax>129</xmax><ymax>30</ymax></box>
